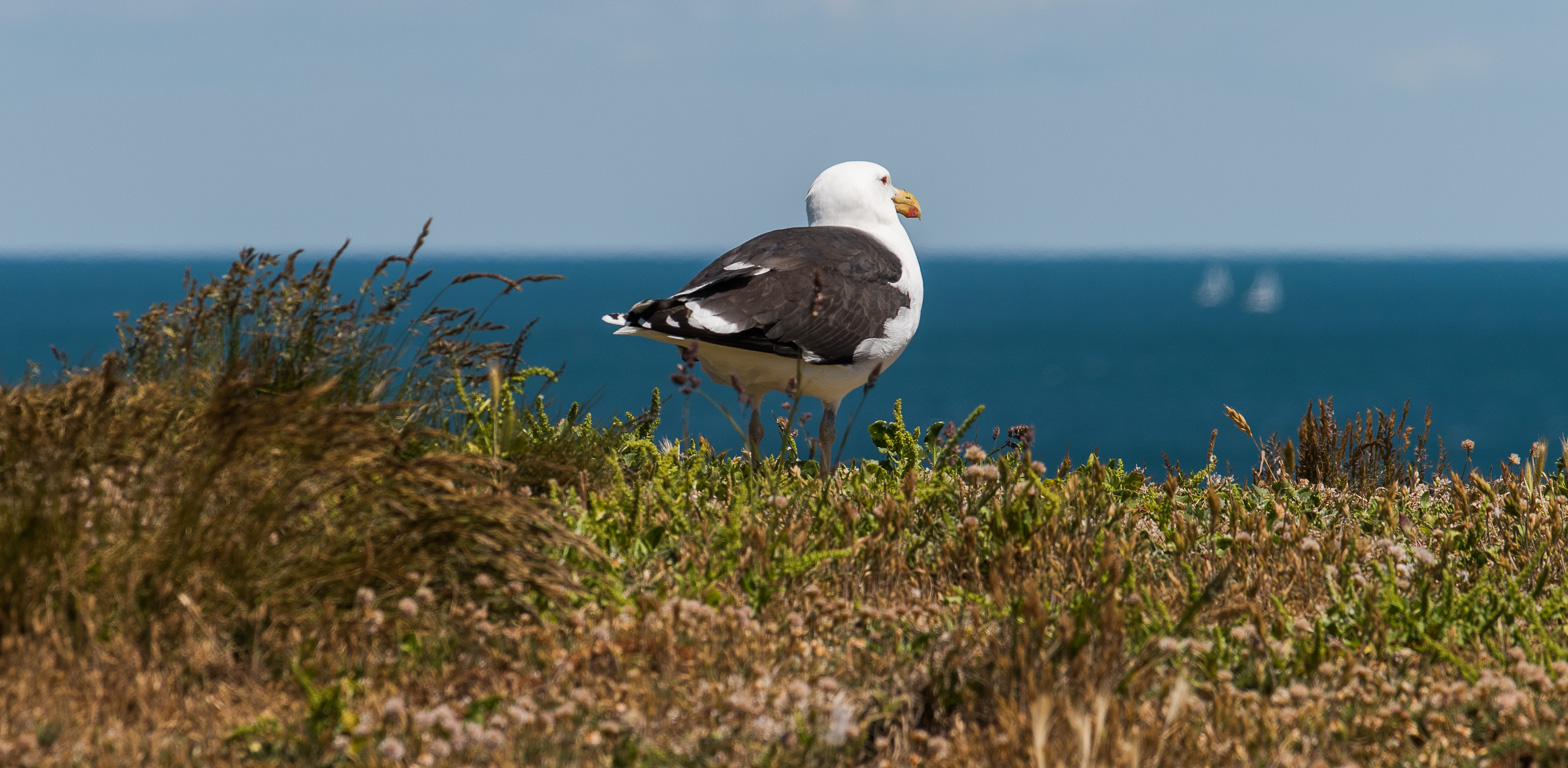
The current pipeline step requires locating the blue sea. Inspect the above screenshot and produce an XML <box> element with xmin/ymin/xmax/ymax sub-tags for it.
<box><xmin>4</xmin><ymin>252</ymin><xmax>1567</xmax><ymax>474</ymax></box>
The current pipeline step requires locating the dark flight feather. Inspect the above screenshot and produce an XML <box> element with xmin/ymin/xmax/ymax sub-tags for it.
<box><xmin>617</xmin><ymin>226</ymin><xmax>909</xmax><ymax>365</ymax></box>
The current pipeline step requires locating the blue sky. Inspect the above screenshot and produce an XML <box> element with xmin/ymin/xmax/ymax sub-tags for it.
<box><xmin>2</xmin><ymin>1</ymin><xmax>1566</xmax><ymax>253</ymax></box>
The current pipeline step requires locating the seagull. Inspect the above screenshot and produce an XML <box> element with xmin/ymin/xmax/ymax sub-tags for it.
<box><xmin>602</xmin><ymin>160</ymin><xmax>923</xmax><ymax>470</ymax></box>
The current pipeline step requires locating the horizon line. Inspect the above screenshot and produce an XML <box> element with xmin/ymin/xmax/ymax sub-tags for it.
<box><xmin>5</xmin><ymin>246</ymin><xmax>1568</xmax><ymax>262</ymax></box>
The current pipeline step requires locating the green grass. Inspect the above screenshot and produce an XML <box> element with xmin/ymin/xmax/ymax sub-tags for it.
<box><xmin>4</xmin><ymin>231</ymin><xmax>1568</xmax><ymax>766</ymax></box>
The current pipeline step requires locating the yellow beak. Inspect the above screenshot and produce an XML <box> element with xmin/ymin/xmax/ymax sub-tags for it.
<box><xmin>893</xmin><ymin>188</ymin><xmax>921</xmax><ymax>220</ymax></box>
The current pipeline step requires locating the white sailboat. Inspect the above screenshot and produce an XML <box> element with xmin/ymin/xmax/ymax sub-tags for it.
<box><xmin>1244</xmin><ymin>269</ymin><xmax>1282</xmax><ymax>313</ymax></box>
<box><xmin>1194</xmin><ymin>265</ymin><xmax>1233</xmax><ymax>307</ymax></box>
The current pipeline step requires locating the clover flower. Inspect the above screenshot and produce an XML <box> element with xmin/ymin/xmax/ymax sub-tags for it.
<box><xmin>965</xmin><ymin>464</ymin><xmax>999</xmax><ymax>482</ymax></box>
<box><xmin>397</xmin><ymin>597</ymin><xmax>419</xmax><ymax>618</ymax></box>
<box><xmin>377</xmin><ymin>737</ymin><xmax>406</xmax><ymax>761</ymax></box>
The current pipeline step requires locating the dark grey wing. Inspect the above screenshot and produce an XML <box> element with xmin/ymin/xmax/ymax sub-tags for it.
<box><xmin>675</xmin><ymin>226</ymin><xmax>902</xmax><ymax>295</ymax></box>
<box><xmin>620</xmin><ymin>226</ymin><xmax>909</xmax><ymax>365</ymax></box>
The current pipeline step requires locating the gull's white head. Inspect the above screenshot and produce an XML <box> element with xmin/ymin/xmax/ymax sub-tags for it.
<box><xmin>805</xmin><ymin>161</ymin><xmax>922</xmax><ymax>230</ymax></box>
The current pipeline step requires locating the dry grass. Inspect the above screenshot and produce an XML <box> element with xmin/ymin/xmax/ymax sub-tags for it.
<box><xmin>0</xmin><ymin>366</ymin><xmax>584</xmax><ymax>645</ymax></box>
<box><xmin>5</xmin><ymin>236</ymin><xmax>1568</xmax><ymax>767</ymax></box>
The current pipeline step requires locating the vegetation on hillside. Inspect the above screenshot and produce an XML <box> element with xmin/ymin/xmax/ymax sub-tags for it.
<box><xmin>5</xmin><ymin>230</ymin><xmax>1568</xmax><ymax>767</ymax></box>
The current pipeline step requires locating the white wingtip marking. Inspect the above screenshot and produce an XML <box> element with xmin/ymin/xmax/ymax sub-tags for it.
<box><xmin>613</xmin><ymin>326</ymin><xmax>688</xmax><ymax>343</ymax></box>
<box><xmin>601</xmin><ymin>313</ymin><xmax>628</xmax><ymax>326</ymax></box>
<box><xmin>685</xmin><ymin>300</ymin><xmax>746</xmax><ymax>334</ymax></box>
<box><xmin>723</xmin><ymin>261</ymin><xmax>756</xmax><ymax>271</ymax></box>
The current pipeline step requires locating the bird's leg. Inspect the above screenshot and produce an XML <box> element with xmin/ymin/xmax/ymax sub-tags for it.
<box><xmin>819</xmin><ymin>402</ymin><xmax>838</xmax><ymax>474</ymax></box>
<box><xmin>747</xmin><ymin>394</ymin><xmax>765</xmax><ymax>466</ymax></box>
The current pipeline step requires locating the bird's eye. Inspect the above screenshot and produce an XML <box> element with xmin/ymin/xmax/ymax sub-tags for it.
<box><xmin>880</xmin><ymin>175</ymin><xmax>889</xmax><ymax>185</ymax></box>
